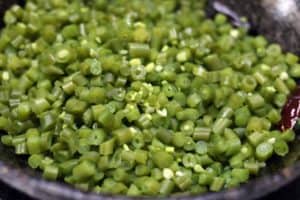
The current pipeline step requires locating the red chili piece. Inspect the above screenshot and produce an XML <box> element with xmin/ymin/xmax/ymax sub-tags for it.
<box><xmin>279</xmin><ymin>86</ymin><xmax>300</xmax><ymax>131</ymax></box>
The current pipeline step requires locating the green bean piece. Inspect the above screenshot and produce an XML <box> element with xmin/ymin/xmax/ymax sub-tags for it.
<box><xmin>274</xmin><ymin>79</ymin><xmax>288</xmax><ymax>94</ymax></box>
<box><xmin>132</xmin><ymin>26</ymin><xmax>149</xmax><ymax>42</ymax></box>
<box><xmin>225</xmin><ymin>137</ymin><xmax>242</xmax><ymax>157</ymax></box>
<box><xmin>212</xmin><ymin>118</ymin><xmax>232</xmax><ymax>134</ymax></box>
<box><xmin>55</xmin><ymin>46</ymin><xmax>74</xmax><ymax>64</ymax></box>
<box><xmin>244</xmin><ymin>161</ymin><xmax>260</xmax><ymax>175</ymax></box>
<box><xmin>280</xmin><ymin>130</ymin><xmax>295</xmax><ymax>142</ymax></box>
<box><xmin>89</xmin><ymin>129</ymin><xmax>106</xmax><ymax>146</ymax></box>
<box><xmin>267</xmin><ymin>109</ymin><xmax>281</xmax><ymax>123</ymax></box>
<box><xmin>97</xmin><ymin>156</ymin><xmax>110</xmax><ymax>171</ymax></box>
<box><xmin>130</xmin><ymin>65</ymin><xmax>147</xmax><ymax>81</ymax></box>
<box><xmin>16</xmin><ymin>102</ymin><xmax>31</xmax><ymax>121</ymax></box>
<box><xmin>88</xmin><ymin>87</ymin><xmax>106</xmax><ymax>104</ymax></box>
<box><xmin>138</xmin><ymin>177</ymin><xmax>160</xmax><ymax>195</ymax></box>
<box><xmin>241</xmin><ymin>76</ymin><xmax>257</xmax><ymax>92</ymax></box>
<box><xmin>193</xmin><ymin>127</ymin><xmax>211</xmax><ymax>141</ymax></box>
<box><xmin>26</xmin><ymin>129</ymin><xmax>42</xmax><ymax>154</ymax></box>
<box><xmin>253</xmin><ymin>71</ymin><xmax>268</xmax><ymax>85</ymax></box>
<box><xmin>98</xmin><ymin>109</ymin><xmax>114</xmax><ymax>128</ymax></box>
<box><xmin>177</xmin><ymin>49</ymin><xmax>192</xmax><ymax>63</ymax></box>
<box><xmin>273</xmin><ymin>140</ymin><xmax>289</xmax><ymax>156</ymax></box>
<box><xmin>204</xmin><ymin>54</ymin><xmax>225</xmax><ymax>70</ymax></box>
<box><xmin>135</xmin><ymin>165</ymin><xmax>150</xmax><ymax>176</ymax></box>
<box><xmin>247</xmin><ymin>94</ymin><xmax>265</xmax><ymax>109</ymax></box>
<box><xmin>247</xmin><ymin>132</ymin><xmax>265</xmax><ymax>146</ymax></box>
<box><xmin>210</xmin><ymin>177</ymin><xmax>225</xmax><ymax>192</ymax></box>
<box><xmin>182</xmin><ymin>153</ymin><xmax>197</xmax><ymax>168</ymax></box>
<box><xmin>172</xmin><ymin>132</ymin><xmax>186</xmax><ymax>148</ymax></box>
<box><xmin>174</xmin><ymin>173</ymin><xmax>192</xmax><ymax>190</ymax></box>
<box><xmin>59</xmin><ymin>159</ymin><xmax>79</xmax><ymax>175</ymax></box>
<box><xmin>132</xmin><ymin>133</ymin><xmax>145</xmax><ymax>149</ymax></box>
<box><xmin>151</xmin><ymin>168</ymin><xmax>163</xmax><ymax>181</ymax></box>
<box><xmin>231</xmin><ymin>168</ymin><xmax>250</xmax><ymax>183</ymax></box>
<box><xmin>40</xmin><ymin>112</ymin><xmax>56</xmax><ymax>131</ymax></box>
<box><xmin>159</xmin><ymin>179</ymin><xmax>175</xmax><ymax>195</ymax></box>
<box><xmin>100</xmin><ymin>138</ymin><xmax>115</xmax><ymax>156</ymax></box>
<box><xmin>234</xmin><ymin>106</ymin><xmax>251</xmax><ymax>127</ymax></box>
<box><xmin>1</xmin><ymin>135</ymin><xmax>12</xmax><ymax>146</ymax></box>
<box><xmin>113</xmin><ymin>128</ymin><xmax>133</xmax><ymax>145</ymax></box>
<box><xmin>176</xmin><ymin>109</ymin><xmax>200</xmax><ymax>121</ymax></box>
<box><xmin>218</xmin><ymin>107</ymin><xmax>234</xmax><ymax>119</ymax></box>
<box><xmin>129</xmin><ymin>43</ymin><xmax>150</xmax><ymax>59</ymax></box>
<box><xmin>32</xmin><ymin>98</ymin><xmax>51</xmax><ymax>115</ymax></box>
<box><xmin>198</xmin><ymin>172</ymin><xmax>214</xmax><ymax>186</ymax></box>
<box><xmin>127</xmin><ymin>184</ymin><xmax>141</xmax><ymax>196</ymax></box>
<box><xmin>274</xmin><ymin>93</ymin><xmax>287</xmax><ymax>107</ymax></box>
<box><xmin>28</xmin><ymin>154</ymin><xmax>43</xmax><ymax>169</ymax></box>
<box><xmin>15</xmin><ymin>142</ymin><xmax>28</xmax><ymax>155</ymax></box>
<box><xmin>114</xmin><ymin>168</ymin><xmax>129</xmax><ymax>182</ymax></box>
<box><xmin>134</xmin><ymin>149</ymin><xmax>148</xmax><ymax>165</ymax></box>
<box><xmin>152</xmin><ymin>151</ymin><xmax>174</xmax><ymax>169</ymax></box>
<box><xmin>175</xmin><ymin>74</ymin><xmax>191</xmax><ymax>90</ymax></box>
<box><xmin>72</xmin><ymin>161</ymin><xmax>96</xmax><ymax>182</ymax></box>
<box><xmin>157</xmin><ymin>128</ymin><xmax>173</xmax><ymax>144</ymax></box>
<box><xmin>125</xmin><ymin>104</ymin><xmax>141</xmax><ymax>122</ymax></box>
<box><xmin>246</xmin><ymin>117</ymin><xmax>265</xmax><ymax>132</ymax></box>
<box><xmin>62</xmin><ymin>24</ymin><xmax>79</xmax><ymax>39</ymax></box>
<box><xmin>43</xmin><ymin>165</ymin><xmax>59</xmax><ymax>181</ymax></box>
<box><xmin>256</xmin><ymin>142</ymin><xmax>274</xmax><ymax>161</ymax></box>
<box><xmin>65</xmin><ymin>98</ymin><xmax>87</xmax><ymax>115</ymax></box>
<box><xmin>289</xmin><ymin>64</ymin><xmax>300</xmax><ymax>78</ymax></box>
<box><xmin>286</xmin><ymin>78</ymin><xmax>297</xmax><ymax>90</ymax></box>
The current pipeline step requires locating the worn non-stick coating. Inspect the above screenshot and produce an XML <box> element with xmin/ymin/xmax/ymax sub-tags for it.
<box><xmin>1</xmin><ymin>1</ymin><xmax>300</xmax><ymax>200</ymax></box>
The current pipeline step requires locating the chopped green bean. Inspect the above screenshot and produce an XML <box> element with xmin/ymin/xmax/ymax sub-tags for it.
<box><xmin>0</xmin><ymin>0</ymin><xmax>297</xmax><ymax>196</ymax></box>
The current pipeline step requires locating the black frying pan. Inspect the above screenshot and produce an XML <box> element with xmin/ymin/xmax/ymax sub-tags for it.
<box><xmin>1</xmin><ymin>1</ymin><xmax>300</xmax><ymax>200</ymax></box>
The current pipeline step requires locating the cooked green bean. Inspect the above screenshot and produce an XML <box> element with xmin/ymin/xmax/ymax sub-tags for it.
<box><xmin>0</xmin><ymin>0</ymin><xmax>298</xmax><ymax>197</ymax></box>
<box><xmin>256</xmin><ymin>142</ymin><xmax>274</xmax><ymax>161</ymax></box>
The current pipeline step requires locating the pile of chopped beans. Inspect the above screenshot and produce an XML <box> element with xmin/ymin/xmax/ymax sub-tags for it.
<box><xmin>0</xmin><ymin>0</ymin><xmax>300</xmax><ymax>196</ymax></box>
